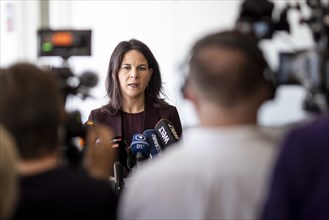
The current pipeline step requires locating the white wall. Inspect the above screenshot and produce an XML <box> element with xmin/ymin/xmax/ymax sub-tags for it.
<box><xmin>1</xmin><ymin>0</ymin><xmax>314</xmax><ymax>128</ymax></box>
<box><xmin>0</xmin><ymin>0</ymin><xmax>39</xmax><ymax>67</ymax></box>
<box><xmin>58</xmin><ymin>1</ymin><xmax>242</xmax><ymax>127</ymax></box>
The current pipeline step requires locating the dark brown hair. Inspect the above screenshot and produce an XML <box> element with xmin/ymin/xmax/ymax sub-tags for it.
<box><xmin>187</xmin><ymin>30</ymin><xmax>272</xmax><ymax>106</ymax></box>
<box><xmin>105</xmin><ymin>39</ymin><xmax>167</xmax><ymax>115</ymax></box>
<box><xmin>0</xmin><ymin>63</ymin><xmax>63</xmax><ymax>159</ymax></box>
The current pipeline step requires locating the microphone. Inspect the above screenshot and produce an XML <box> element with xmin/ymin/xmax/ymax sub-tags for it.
<box><xmin>154</xmin><ymin>119</ymin><xmax>180</xmax><ymax>148</ymax></box>
<box><xmin>112</xmin><ymin>136</ymin><xmax>130</xmax><ymax>178</ymax></box>
<box><xmin>112</xmin><ymin>136</ymin><xmax>127</xmax><ymax>149</ymax></box>
<box><xmin>112</xmin><ymin>137</ymin><xmax>128</xmax><ymax>192</ymax></box>
<box><xmin>112</xmin><ymin>136</ymin><xmax>127</xmax><ymax>163</ymax></box>
<box><xmin>113</xmin><ymin>161</ymin><xmax>124</xmax><ymax>195</ymax></box>
<box><xmin>130</xmin><ymin>134</ymin><xmax>150</xmax><ymax>167</ymax></box>
<box><xmin>143</xmin><ymin>129</ymin><xmax>163</xmax><ymax>159</ymax></box>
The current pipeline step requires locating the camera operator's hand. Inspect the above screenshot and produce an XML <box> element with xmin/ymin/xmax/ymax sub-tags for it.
<box><xmin>84</xmin><ymin>125</ymin><xmax>116</xmax><ymax>181</ymax></box>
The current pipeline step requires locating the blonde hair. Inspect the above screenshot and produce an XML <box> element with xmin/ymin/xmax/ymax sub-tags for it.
<box><xmin>0</xmin><ymin>125</ymin><xmax>18</xmax><ymax>220</ymax></box>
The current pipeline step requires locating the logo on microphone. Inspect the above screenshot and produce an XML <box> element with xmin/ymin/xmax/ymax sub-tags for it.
<box><xmin>168</xmin><ymin>123</ymin><xmax>179</xmax><ymax>140</ymax></box>
<box><xmin>136</xmin><ymin>144</ymin><xmax>144</xmax><ymax>149</ymax></box>
<box><xmin>151</xmin><ymin>133</ymin><xmax>162</xmax><ymax>152</ymax></box>
<box><xmin>158</xmin><ymin>126</ymin><xmax>170</xmax><ymax>145</ymax></box>
<box><xmin>135</xmin><ymin>134</ymin><xmax>146</xmax><ymax>141</ymax></box>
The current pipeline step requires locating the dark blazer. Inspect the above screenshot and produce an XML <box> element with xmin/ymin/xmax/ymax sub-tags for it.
<box><xmin>88</xmin><ymin>102</ymin><xmax>182</xmax><ymax>139</ymax></box>
<box><xmin>87</xmin><ymin>102</ymin><xmax>183</xmax><ymax>175</ymax></box>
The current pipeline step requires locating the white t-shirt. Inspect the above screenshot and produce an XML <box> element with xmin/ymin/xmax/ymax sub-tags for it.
<box><xmin>119</xmin><ymin>125</ymin><xmax>285</xmax><ymax>220</ymax></box>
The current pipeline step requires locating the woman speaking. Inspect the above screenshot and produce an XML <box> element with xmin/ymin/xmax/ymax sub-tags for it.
<box><xmin>88</xmin><ymin>39</ymin><xmax>182</xmax><ymax>175</ymax></box>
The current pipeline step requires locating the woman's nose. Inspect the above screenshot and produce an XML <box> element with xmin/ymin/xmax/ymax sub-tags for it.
<box><xmin>130</xmin><ymin>69</ymin><xmax>138</xmax><ymax>78</ymax></box>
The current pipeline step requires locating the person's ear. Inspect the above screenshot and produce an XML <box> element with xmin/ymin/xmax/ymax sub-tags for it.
<box><xmin>182</xmin><ymin>81</ymin><xmax>196</xmax><ymax>103</ymax></box>
<box><xmin>258</xmin><ymin>83</ymin><xmax>273</xmax><ymax>105</ymax></box>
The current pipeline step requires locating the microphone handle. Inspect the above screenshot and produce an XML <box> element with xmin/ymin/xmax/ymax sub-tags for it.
<box><xmin>113</xmin><ymin>161</ymin><xmax>124</xmax><ymax>195</ymax></box>
<box><xmin>135</xmin><ymin>152</ymin><xmax>144</xmax><ymax>169</ymax></box>
<box><xmin>136</xmin><ymin>151</ymin><xmax>144</xmax><ymax>162</ymax></box>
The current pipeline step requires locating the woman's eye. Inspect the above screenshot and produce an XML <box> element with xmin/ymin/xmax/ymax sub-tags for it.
<box><xmin>123</xmin><ymin>66</ymin><xmax>131</xmax><ymax>70</ymax></box>
<box><xmin>139</xmin><ymin>67</ymin><xmax>147</xmax><ymax>71</ymax></box>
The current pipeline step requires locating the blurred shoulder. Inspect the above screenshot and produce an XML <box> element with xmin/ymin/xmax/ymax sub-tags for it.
<box><xmin>89</xmin><ymin>105</ymin><xmax>113</xmax><ymax>122</ymax></box>
<box><xmin>289</xmin><ymin>113</ymin><xmax>329</xmax><ymax>139</ymax></box>
<box><xmin>279</xmin><ymin>113</ymin><xmax>329</xmax><ymax>158</ymax></box>
<box><xmin>90</xmin><ymin>104</ymin><xmax>111</xmax><ymax>115</ymax></box>
<box><xmin>153</xmin><ymin>102</ymin><xmax>178</xmax><ymax>114</ymax></box>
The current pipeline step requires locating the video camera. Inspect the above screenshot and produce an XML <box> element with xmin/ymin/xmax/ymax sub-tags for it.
<box><xmin>236</xmin><ymin>0</ymin><xmax>329</xmax><ymax>114</ymax></box>
<box><xmin>37</xmin><ymin>29</ymin><xmax>97</xmax><ymax>168</ymax></box>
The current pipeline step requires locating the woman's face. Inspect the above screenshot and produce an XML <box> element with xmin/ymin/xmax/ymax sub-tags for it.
<box><xmin>118</xmin><ymin>49</ymin><xmax>153</xmax><ymax>101</ymax></box>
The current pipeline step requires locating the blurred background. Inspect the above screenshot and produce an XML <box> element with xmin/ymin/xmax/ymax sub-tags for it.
<box><xmin>0</xmin><ymin>0</ymin><xmax>315</xmax><ymax>128</ymax></box>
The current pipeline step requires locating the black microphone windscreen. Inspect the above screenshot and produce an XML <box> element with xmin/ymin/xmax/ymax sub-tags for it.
<box><xmin>154</xmin><ymin>119</ymin><xmax>180</xmax><ymax>148</ymax></box>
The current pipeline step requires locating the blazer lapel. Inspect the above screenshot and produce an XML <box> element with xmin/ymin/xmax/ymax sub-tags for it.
<box><xmin>108</xmin><ymin>112</ymin><xmax>122</xmax><ymax>137</ymax></box>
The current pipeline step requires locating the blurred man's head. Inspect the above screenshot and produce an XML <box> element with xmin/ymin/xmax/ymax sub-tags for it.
<box><xmin>0</xmin><ymin>63</ymin><xmax>64</xmax><ymax>160</ymax></box>
<box><xmin>183</xmin><ymin>30</ymin><xmax>274</xmax><ymax>125</ymax></box>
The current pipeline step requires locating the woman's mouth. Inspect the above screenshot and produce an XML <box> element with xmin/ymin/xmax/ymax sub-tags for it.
<box><xmin>128</xmin><ymin>83</ymin><xmax>139</xmax><ymax>88</ymax></box>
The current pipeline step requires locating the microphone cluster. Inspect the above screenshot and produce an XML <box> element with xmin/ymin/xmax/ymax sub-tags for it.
<box><xmin>83</xmin><ymin>119</ymin><xmax>180</xmax><ymax>194</ymax></box>
<box><xmin>129</xmin><ymin>119</ymin><xmax>180</xmax><ymax>168</ymax></box>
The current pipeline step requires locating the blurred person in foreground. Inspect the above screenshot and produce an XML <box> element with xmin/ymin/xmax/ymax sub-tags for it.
<box><xmin>0</xmin><ymin>125</ymin><xmax>18</xmax><ymax>220</ymax></box>
<box><xmin>260</xmin><ymin>112</ymin><xmax>329</xmax><ymax>220</ymax></box>
<box><xmin>118</xmin><ymin>30</ymin><xmax>285</xmax><ymax>219</ymax></box>
<box><xmin>0</xmin><ymin>63</ymin><xmax>117</xmax><ymax>220</ymax></box>
<box><xmin>88</xmin><ymin>39</ymin><xmax>182</xmax><ymax>175</ymax></box>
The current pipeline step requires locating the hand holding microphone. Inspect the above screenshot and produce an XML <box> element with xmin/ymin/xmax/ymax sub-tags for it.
<box><xmin>84</xmin><ymin>124</ymin><xmax>116</xmax><ymax>180</ymax></box>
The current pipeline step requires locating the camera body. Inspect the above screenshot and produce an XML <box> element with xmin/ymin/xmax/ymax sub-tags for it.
<box><xmin>38</xmin><ymin>29</ymin><xmax>92</xmax><ymax>59</ymax></box>
<box><xmin>37</xmin><ymin>29</ymin><xmax>97</xmax><ymax>168</ymax></box>
<box><xmin>236</xmin><ymin>0</ymin><xmax>329</xmax><ymax>113</ymax></box>
<box><xmin>37</xmin><ymin>29</ymin><xmax>97</xmax><ymax>101</ymax></box>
